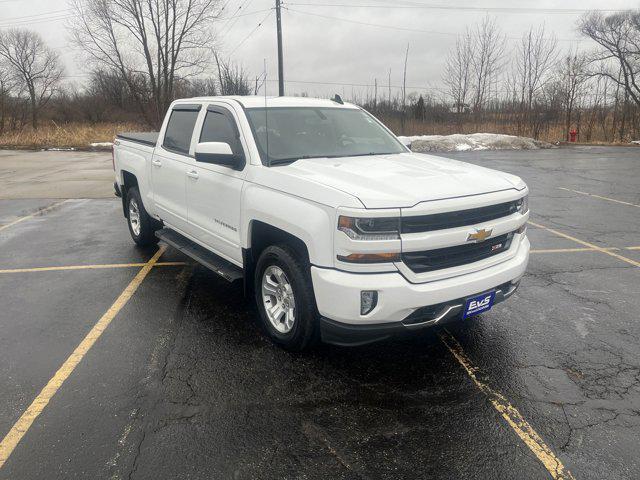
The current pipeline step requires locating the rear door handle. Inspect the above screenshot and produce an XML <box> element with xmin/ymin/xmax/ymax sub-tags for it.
<box><xmin>151</xmin><ymin>159</ymin><xmax>162</xmax><ymax>167</ymax></box>
<box><xmin>186</xmin><ymin>170</ymin><xmax>199</xmax><ymax>179</ymax></box>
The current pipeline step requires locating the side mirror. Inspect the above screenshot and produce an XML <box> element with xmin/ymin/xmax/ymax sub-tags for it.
<box><xmin>399</xmin><ymin>137</ymin><xmax>413</xmax><ymax>150</ymax></box>
<box><xmin>195</xmin><ymin>142</ymin><xmax>244</xmax><ymax>169</ymax></box>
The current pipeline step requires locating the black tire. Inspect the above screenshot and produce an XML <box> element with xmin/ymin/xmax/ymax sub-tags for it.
<box><xmin>254</xmin><ymin>245</ymin><xmax>318</xmax><ymax>351</ymax></box>
<box><xmin>125</xmin><ymin>186</ymin><xmax>161</xmax><ymax>246</ymax></box>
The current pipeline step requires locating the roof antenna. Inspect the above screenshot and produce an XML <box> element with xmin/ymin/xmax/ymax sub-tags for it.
<box><xmin>332</xmin><ymin>94</ymin><xmax>344</xmax><ymax>105</ymax></box>
<box><xmin>264</xmin><ymin>59</ymin><xmax>270</xmax><ymax>167</ymax></box>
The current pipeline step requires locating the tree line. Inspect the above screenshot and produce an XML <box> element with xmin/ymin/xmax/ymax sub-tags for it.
<box><xmin>367</xmin><ymin>12</ymin><xmax>640</xmax><ymax>142</ymax></box>
<box><xmin>1</xmin><ymin>2</ymin><xmax>639</xmax><ymax>142</ymax></box>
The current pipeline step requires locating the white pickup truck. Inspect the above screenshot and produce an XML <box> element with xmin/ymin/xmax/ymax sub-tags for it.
<box><xmin>113</xmin><ymin>96</ymin><xmax>530</xmax><ymax>350</ymax></box>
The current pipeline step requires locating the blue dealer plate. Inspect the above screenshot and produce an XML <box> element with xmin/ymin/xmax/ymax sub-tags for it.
<box><xmin>463</xmin><ymin>291</ymin><xmax>496</xmax><ymax>319</ymax></box>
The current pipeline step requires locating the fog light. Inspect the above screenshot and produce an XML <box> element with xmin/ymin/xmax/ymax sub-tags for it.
<box><xmin>361</xmin><ymin>290</ymin><xmax>378</xmax><ymax>315</ymax></box>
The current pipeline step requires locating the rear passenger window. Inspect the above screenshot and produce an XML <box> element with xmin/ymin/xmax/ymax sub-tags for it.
<box><xmin>163</xmin><ymin>108</ymin><xmax>199</xmax><ymax>154</ymax></box>
<box><xmin>200</xmin><ymin>110</ymin><xmax>243</xmax><ymax>155</ymax></box>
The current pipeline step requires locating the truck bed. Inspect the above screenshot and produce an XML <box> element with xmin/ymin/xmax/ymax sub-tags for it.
<box><xmin>116</xmin><ymin>132</ymin><xmax>159</xmax><ymax>147</ymax></box>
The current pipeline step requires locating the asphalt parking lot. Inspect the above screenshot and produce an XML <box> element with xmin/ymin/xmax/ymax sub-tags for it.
<box><xmin>0</xmin><ymin>146</ymin><xmax>639</xmax><ymax>479</ymax></box>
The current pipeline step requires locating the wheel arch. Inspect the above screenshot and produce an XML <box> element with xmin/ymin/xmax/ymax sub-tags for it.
<box><xmin>244</xmin><ymin>220</ymin><xmax>312</xmax><ymax>296</ymax></box>
<box><xmin>120</xmin><ymin>170</ymin><xmax>139</xmax><ymax>217</ymax></box>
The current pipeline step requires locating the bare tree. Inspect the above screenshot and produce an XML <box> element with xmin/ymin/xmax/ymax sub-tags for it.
<box><xmin>514</xmin><ymin>27</ymin><xmax>558</xmax><ymax>111</ymax></box>
<box><xmin>70</xmin><ymin>0</ymin><xmax>221</xmax><ymax>127</ymax></box>
<box><xmin>510</xmin><ymin>26</ymin><xmax>558</xmax><ymax>136</ymax></box>
<box><xmin>0</xmin><ymin>61</ymin><xmax>13</xmax><ymax>134</ymax></box>
<box><xmin>469</xmin><ymin>17</ymin><xmax>506</xmax><ymax>113</ymax></box>
<box><xmin>0</xmin><ymin>29</ymin><xmax>63</xmax><ymax>129</ymax></box>
<box><xmin>214</xmin><ymin>54</ymin><xmax>251</xmax><ymax>95</ymax></box>
<box><xmin>555</xmin><ymin>49</ymin><xmax>589</xmax><ymax>141</ymax></box>
<box><xmin>579</xmin><ymin>10</ymin><xmax>640</xmax><ymax>107</ymax></box>
<box><xmin>443</xmin><ymin>31</ymin><xmax>473</xmax><ymax>114</ymax></box>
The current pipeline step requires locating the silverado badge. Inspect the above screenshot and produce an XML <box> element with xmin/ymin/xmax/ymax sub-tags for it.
<box><xmin>467</xmin><ymin>228</ymin><xmax>493</xmax><ymax>243</ymax></box>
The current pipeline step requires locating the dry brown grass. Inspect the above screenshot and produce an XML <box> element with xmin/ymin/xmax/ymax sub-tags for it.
<box><xmin>381</xmin><ymin>116</ymin><xmax>637</xmax><ymax>144</ymax></box>
<box><xmin>0</xmin><ymin>121</ymin><xmax>146</xmax><ymax>150</ymax></box>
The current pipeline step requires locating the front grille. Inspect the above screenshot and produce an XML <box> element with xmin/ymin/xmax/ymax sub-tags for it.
<box><xmin>402</xmin><ymin>232</ymin><xmax>514</xmax><ymax>273</ymax></box>
<box><xmin>401</xmin><ymin>200</ymin><xmax>519</xmax><ymax>234</ymax></box>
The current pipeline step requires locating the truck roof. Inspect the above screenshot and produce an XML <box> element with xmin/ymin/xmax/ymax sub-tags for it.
<box><xmin>175</xmin><ymin>95</ymin><xmax>360</xmax><ymax>109</ymax></box>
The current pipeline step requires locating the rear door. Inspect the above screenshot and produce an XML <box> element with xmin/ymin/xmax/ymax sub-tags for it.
<box><xmin>151</xmin><ymin>104</ymin><xmax>201</xmax><ymax>232</ymax></box>
<box><xmin>186</xmin><ymin>104</ymin><xmax>247</xmax><ymax>265</ymax></box>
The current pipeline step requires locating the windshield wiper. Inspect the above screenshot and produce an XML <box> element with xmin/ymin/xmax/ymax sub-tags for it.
<box><xmin>268</xmin><ymin>152</ymin><xmax>397</xmax><ymax>166</ymax></box>
<box><xmin>269</xmin><ymin>155</ymin><xmax>329</xmax><ymax>166</ymax></box>
<box><xmin>345</xmin><ymin>152</ymin><xmax>396</xmax><ymax>157</ymax></box>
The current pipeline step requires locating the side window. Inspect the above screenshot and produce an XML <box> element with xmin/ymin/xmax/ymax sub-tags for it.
<box><xmin>163</xmin><ymin>107</ymin><xmax>200</xmax><ymax>154</ymax></box>
<box><xmin>199</xmin><ymin>109</ymin><xmax>243</xmax><ymax>156</ymax></box>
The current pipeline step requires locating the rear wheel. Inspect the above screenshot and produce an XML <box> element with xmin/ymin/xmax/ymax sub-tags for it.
<box><xmin>254</xmin><ymin>245</ymin><xmax>318</xmax><ymax>351</ymax></box>
<box><xmin>126</xmin><ymin>186</ymin><xmax>160</xmax><ymax>246</ymax></box>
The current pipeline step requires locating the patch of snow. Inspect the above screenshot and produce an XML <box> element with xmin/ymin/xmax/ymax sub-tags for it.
<box><xmin>455</xmin><ymin>143</ymin><xmax>472</xmax><ymax>151</ymax></box>
<box><xmin>43</xmin><ymin>147</ymin><xmax>76</xmax><ymax>151</ymax></box>
<box><xmin>90</xmin><ymin>142</ymin><xmax>113</xmax><ymax>147</ymax></box>
<box><xmin>631</xmin><ymin>140</ymin><xmax>640</xmax><ymax>145</ymax></box>
<box><xmin>397</xmin><ymin>133</ymin><xmax>555</xmax><ymax>153</ymax></box>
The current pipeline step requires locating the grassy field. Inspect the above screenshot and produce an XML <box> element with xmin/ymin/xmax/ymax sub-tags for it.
<box><xmin>0</xmin><ymin>119</ymin><xmax>634</xmax><ymax>150</ymax></box>
<box><xmin>0</xmin><ymin>122</ymin><xmax>145</xmax><ymax>150</ymax></box>
<box><xmin>379</xmin><ymin>116</ymin><xmax>637</xmax><ymax>144</ymax></box>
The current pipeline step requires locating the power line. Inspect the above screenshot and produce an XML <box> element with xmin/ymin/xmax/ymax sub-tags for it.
<box><xmin>218</xmin><ymin>0</ymin><xmax>256</xmax><ymax>36</ymax></box>
<box><xmin>284</xmin><ymin>7</ymin><xmax>584</xmax><ymax>42</ymax></box>
<box><xmin>264</xmin><ymin>78</ymin><xmax>611</xmax><ymax>99</ymax></box>
<box><xmin>0</xmin><ymin>8</ymin><xmax>73</xmax><ymax>22</ymax></box>
<box><xmin>286</xmin><ymin>2</ymin><xmax>627</xmax><ymax>14</ymax></box>
<box><xmin>0</xmin><ymin>15</ymin><xmax>75</xmax><ymax>28</ymax></box>
<box><xmin>229</xmin><ymin>9</ymin><xmax>274</xmax><ymax>55</ymax></box>
<box><xmin>364</xmin><ymin>0</ymin><xmax>626</xmax><ymax>12</ymax></box>
<box><xmin>219</xmin><ymin>7</ymin><xmax>273</xmax><ymax>22</ymax></box>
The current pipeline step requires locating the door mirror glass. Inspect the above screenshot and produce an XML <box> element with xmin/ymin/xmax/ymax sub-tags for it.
<box><xmin>399</xmin><ymin>137</ymin><xmax>413</xmax><ymax>150</ymax></box>
<box><xmin>195</xmin><ymin>142</ymin><xmax>241</xmax><ymax>167</ymax></box>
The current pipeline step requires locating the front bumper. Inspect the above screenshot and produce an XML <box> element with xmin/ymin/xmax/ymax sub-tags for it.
<box><xmin>311</xmin><ymin>236</ymin><xmax>529</xmax><ymax>346</ymax></box>
<box><xmin>320</xmin><ymin>280</ymin><xmax>519</xmax><ymax>346</ymax></box>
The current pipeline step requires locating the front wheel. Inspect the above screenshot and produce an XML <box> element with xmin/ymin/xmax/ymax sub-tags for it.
<box><xmin>254</xmin><ymin>245</ymin><xmax>318</xmax><ymax>351</ymax></box>
<box><xmin>126</xmin><ymin>187</ymin><xmax>160</xmax><ymax>246</ymax></box>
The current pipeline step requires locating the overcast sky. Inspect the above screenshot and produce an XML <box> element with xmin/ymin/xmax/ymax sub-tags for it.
<box><xmin>1</xmin><ymin>0</ymin><xmax>639</xmax><ymax>98</ymax></box>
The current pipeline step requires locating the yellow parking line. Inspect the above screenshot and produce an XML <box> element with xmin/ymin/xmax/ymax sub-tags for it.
<box><xmin>530</xmin><ymin>247</ymin><xmax>640</xmax><ymax>254</ymax></box>
<box><xmin>0</xmin><ymin>246</ymin><xmax>166</xmax><ymax>469</ymax></box>
<box><xmin>559</xmin><ymin>187</ymin><xmax>640</xmax><ymax>208</ymax></box>
<box><xmin>530</xmin><ymin>247</ymin><xmax>611</xmax><ymax>254</ymax></box>
<box><xmin>0</xmin><ymin>261</ymin><xmax>186</xmax><ymax>274</ymax></box>
<box><xmin>0</xmin><ymin>200</ymin><xmax>71</xmax><ymax>232</ymax></box>
<box><xmin>529</xmin><ymin>221</ymin><xmax>640</xmax><ymax>268</ymax></box>
<box><xmin>439</xmin><ymin>330</ymin><xmax>575</xmax><ymax>480</ymax></box>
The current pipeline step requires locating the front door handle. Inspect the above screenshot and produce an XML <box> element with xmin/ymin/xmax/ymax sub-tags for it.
<box><xmin>186</xmin><ymin>170</ymin><xmax>199</xmax><ymax>179</ymax></box>
<box><xmin>151</xmin><ymin>159</ymin><xmax>162</xmax><ymax>167</ymax></box>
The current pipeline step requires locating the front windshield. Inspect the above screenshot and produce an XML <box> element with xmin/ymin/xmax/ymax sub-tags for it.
<box><xmin>245</xmin><ymin>107</ymin><xmax>406</xmax><ymax>165</ymax></box>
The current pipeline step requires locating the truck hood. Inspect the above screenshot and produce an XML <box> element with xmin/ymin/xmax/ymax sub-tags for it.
<box><xmin>280</xmin><ymin>152</ymin><xmax>524</xmax><ymax>208</ymax></box>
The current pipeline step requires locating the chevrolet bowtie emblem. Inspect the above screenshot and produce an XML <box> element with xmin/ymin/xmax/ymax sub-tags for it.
<box><xmin>467</xmin><ymin>228</ymin><xmax>493</xmax><ymax>243</ymax></box>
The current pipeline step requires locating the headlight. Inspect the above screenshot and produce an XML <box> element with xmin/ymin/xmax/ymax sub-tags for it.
<box><xmin>338</xmin><ymin>216</ymin><xmax>400</xmax><ymax>240</ymax></box>
<box><xmin>516</xmin><ymin>195</ymin><xmax>529</xmax><ymax>215</ymax></box>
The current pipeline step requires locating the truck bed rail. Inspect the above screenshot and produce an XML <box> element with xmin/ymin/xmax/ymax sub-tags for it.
<box><xmin>116</xmin><ymin>132</ymin><xmax>159</xmax><ymax>147</ymax></box>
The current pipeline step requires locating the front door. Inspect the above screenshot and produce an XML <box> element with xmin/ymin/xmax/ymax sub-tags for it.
<box><xmin>186</xmin><ymin>105</ymin><xmax>246</xmax><ymax>265</ymax></box>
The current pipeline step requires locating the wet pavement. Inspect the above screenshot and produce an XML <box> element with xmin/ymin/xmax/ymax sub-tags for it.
<box><xmin>0</xmin><ymin>146</ymin><xmax>639</xmax><ymax>479</ymax></box>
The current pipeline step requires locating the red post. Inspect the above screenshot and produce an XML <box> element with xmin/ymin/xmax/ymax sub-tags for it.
<box><xmin>569</xmin><ymin>129</ymin><xmax>577</xmax><ymax>142</ymax></box>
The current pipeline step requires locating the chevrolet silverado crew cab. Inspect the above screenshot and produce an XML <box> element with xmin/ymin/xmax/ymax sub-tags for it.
<box><xmin>113</xmin><ymin>96</ymin><xmax>530</xmax><ymax>350</ymax></box>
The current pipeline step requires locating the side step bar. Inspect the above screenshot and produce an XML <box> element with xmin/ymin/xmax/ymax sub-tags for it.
<box><xmin>156</xmin><ymin>228</ymin><xmax>243</xmax><ymax>282</ymax></box>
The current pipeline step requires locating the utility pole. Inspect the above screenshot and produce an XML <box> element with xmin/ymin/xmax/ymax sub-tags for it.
<box><xmin>374</xmin><ymin>78</ymin><xmax>378</xmax><ymax>110</ymax></box>
<box><xmin>275</xmin><ymin>0</ymin><xmax>284</xmax><ymax>96</ymax></box>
